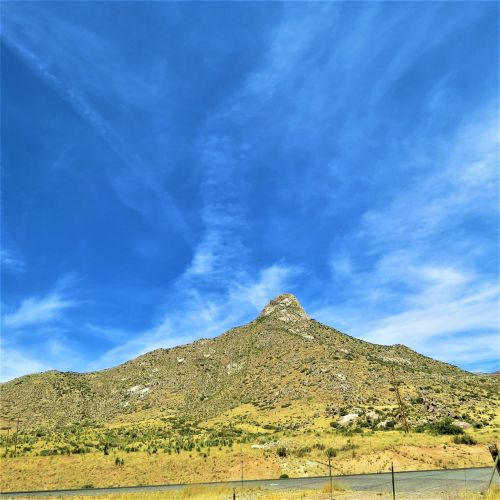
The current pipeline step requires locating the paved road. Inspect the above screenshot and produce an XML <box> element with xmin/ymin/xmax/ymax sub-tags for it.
<box><xmin>1</xmin><ymin>467</ymin><xmax>498</xmax><ymax>497</ymax></box>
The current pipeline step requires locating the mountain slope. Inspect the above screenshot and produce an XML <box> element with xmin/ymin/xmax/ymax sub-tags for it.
<box><xmin>1</xmin><ymin>294</ymin><xmax>498</xmax><ymax>429</ymax></box>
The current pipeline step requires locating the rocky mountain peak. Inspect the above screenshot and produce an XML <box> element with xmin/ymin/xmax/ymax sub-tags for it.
<box><xmin>258</xmin><ymin>293</ymin><xmax>310</xmax><ymax>323</ymax></box>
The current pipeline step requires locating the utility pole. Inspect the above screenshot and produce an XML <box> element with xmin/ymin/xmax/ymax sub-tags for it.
<box><xmin>391</xmin><ymin>461</ymin><xmax>396</xmax><ymax>500</ymax></box>
<box><xmin>13</xmin><ymin>418</ymin><xmax>20</xmax><ymax>456</ymax></box>
<box><xmin>4</xmin><ymin>427</ymin><xmax>10</xmax><ymax>456</ymax></box>
<box><xmin>390</xmin><ymin>367</ymin><xmax>409</xmax><ymax>433</ymax></box>
<box><xmin>314</xmin><ymin>457</ymin><xmax>334</xmax><ymax>500</ymax></box>
<box><xmin>240</xmin><ymin>446</ymin><xmax>244</xmax><ymax>489</ymax></box>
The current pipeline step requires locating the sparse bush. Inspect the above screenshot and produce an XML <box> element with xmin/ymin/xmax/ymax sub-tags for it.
<box><xmin>326</xmin><ymin>447</ymin><xmax>337</xmax><ymax>458</ymax></box>
<box><xmin>40</xmin><ymin>449</ymin><xmax>57</xmax><ymax>456</ymax></box>
<box><xmin>295</xmin><ymin>446</ymin><xmax>311</xmax><ymax>457</ymax></box>
<box><xmin>452</xmin><ymin>434</ymin><xmax>476</xmax><ymax>445</ymax></box>
<box><xmin>429</xmin><ymin>418</ymin><xmax>464</xmax><ymax>435</ymax></box>
<box><xmin>321</xmin><ymin>481</ymin><xmax>346</xmax><ymax>493</ymax></box>
<box><xmin>339</xmin><ymin>441</ymin><xmax>358</xmax><ymax>452</ymax></box>
<box><xmin>277</xmin><ymin>446</ymin><xmax>287</xmax><ymax>457</ymax></box>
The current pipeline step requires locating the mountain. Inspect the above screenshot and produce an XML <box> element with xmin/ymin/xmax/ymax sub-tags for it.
<box><xmin>1</xmin><ymin>293</ymin><xmax>498</xmax><ymax>430</ymax></box>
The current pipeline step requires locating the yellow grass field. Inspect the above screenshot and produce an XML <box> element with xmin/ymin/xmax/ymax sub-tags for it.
<box><xmin>1</xmin><ymin>426</ymin><xmax>498</xmax><ymax>493</ymax></box>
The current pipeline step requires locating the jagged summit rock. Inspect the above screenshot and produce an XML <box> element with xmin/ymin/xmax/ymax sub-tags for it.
<box><xmin>258</xmin><ymin>293</ymin><xmax>310</xmax><ymax>323</ymax></box>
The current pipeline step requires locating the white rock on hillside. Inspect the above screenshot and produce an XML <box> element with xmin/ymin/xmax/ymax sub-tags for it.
<box><xmin>339</xmin><ymin>413</ymin><xmax>359</xmax><ymax>426</ymax></box>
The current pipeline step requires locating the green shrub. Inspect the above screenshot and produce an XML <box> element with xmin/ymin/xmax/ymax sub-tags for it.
<box><xmin>295</xmin><ymin>446</ymin><xmax>311</xmax><ymax>457</ymax></box>
<box><xmin>452</xmin><ymin>434</ymin><xmax>476</xmax><ymax>445</ymax></box>
<box><xmin>40</xmin><ymin>449</ymin><xmax>57</xmax><ymax>456</ymax></box>
<box><xmin>277</xmin><ymin>446</ymin><xmax>287</xmax><ymax>457</ymax></box>
<box><xmin>279</xmin><ymin>473</ymin><xmax>289</xmax><ymax>479</ymax></box>
<box><xmin>429</xmin><ymin>418</ymin><xmax>464</xmax><ymax>435</ymax></box>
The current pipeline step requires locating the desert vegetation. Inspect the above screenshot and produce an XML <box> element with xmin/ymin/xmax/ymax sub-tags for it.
<box><xmin>1</xmin><ymin>295</ymin><xmax>499</xmax><ymax>492</ymax></box>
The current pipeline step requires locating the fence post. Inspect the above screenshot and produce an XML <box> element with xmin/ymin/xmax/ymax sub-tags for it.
<box><xmin>391</xmin><ymin>461</ymin><xmax>396</xmax><ymax>500</ymax></box>
<box><xmin>489</xmin><ymin>444</ymin><xmax>500</xmax><ymax>476</ymax></box>
<box><xmin>328</xmin><ymin>455</ymin><xmax>333</xmax><ymax>500</ymax></box>
<box><xmin>487</xmin><ymin>455</ymin><xmax>499</xmax><ymax>491</ymax></box>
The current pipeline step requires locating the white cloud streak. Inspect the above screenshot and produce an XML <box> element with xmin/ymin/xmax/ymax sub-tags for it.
<box><xmin>92</xmin><ymin>263</ymin><xmax>296</xmax><ymax>369</ymax></box>
<box><xmin>0</xmin><ymin>348</ymin><xmax>48</xmax><ymax>382</ymax></box>
<box><xmin>2</xmin><ymin>292</ymin><xmax>76</xmax><ymax>329</ymax></box>
<box><xmin>1</xmin><ymin>249</ymin><xmax>25</xmax><ymax>273</ymax></box>
<box><xmin>1</xmin><ymin>4</ymin><xmax>193</xmax><ymax>243</ymax></box>
<box><xmin>319</xmin><ymin>113</ymin><xmax>499</xmax><ymax>370</ymax></box>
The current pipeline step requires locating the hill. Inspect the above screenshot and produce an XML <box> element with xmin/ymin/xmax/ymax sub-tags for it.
<box><xmin>1</xmin><ymin>293</ymin><xmax>499</xmax><ymax>492</ymax></box>
<box><xmin>1</xmin><ymin>293</ymin><xmax>497</xmax><ymax>429</ymax></box>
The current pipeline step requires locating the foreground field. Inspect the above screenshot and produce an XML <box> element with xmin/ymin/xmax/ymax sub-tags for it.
<box><xmin>1</xmin><ymin>426</ymin><xmax>498</xmax><ymax>492</ymax></box>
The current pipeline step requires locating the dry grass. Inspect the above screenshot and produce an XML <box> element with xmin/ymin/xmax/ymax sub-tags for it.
<box><xmin>320</xmin><ymin>480</ymin><xmax>347</xmax><ymax>493</ymax></box>
<box><xmin>1</xmin><ymin>427</ymin><xmax>498</xmax><ymax>493</ymax></box>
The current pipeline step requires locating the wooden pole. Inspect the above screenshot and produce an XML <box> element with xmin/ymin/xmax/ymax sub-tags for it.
<box><xmin>391</xmin><ymin>461</ymin><xmax>396</xmax><ymax>500</ymax></box>
<box><xmin>13</xmin><ymin>418</ymin><xmax>20</xmax><ymax>456</ymax></box>
<box><xmin>488</xmin><ymin>444</ymin><xmax>500</xmax><ymax>476</ymax></box>
<box><xmin>4</xmin><ymin>427</ymin><xmax>10</xmax><ymax>456</ymax></box>
<box><xmin>487</xmin><ymin>444</ymin><xmax>500</xmax><ymax>491</ymax></box>
<box><xmin>390</xmin><ymin>367</ymin><xmax>409</xmax><ymax>433</ymax></box>
<box><xmin>328</xmin><ymin>455</ymin><xmax>333</xmax><ymax>500</ymax></box>
<box><xmin>240</xmin><ymin>447</ymin><xmax>243</xmax><ymax>489</ymax></box>
<box><xmin>314</xmin><ymin>458</ymin><xmax>335</xmax><ymax>498</ymax></box>
<box><xmin>487</xmin><ymin>455</ymin><xmax>499</xmax><ymax>490</ymax></box>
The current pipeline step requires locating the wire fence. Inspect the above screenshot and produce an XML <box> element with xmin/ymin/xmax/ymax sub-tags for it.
<box><xmin>1</xmin><ymin>466</ymin><xmax>499</xmax><ymax>498</ymax></box>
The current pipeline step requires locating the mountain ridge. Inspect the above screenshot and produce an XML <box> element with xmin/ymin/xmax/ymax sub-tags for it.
<box><xmin>1</xmin><ymin>293</ymin><xmax>498</xmax><ymax>431</ymax></box>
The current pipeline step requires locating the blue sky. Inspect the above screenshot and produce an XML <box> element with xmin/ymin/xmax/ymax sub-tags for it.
<box><xmin>1</xmin><ymin>1</ymin><xmax>498</xmax><ymax>381</ymax></box>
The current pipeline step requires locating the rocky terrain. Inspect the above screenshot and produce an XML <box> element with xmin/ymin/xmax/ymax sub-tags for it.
<box><xmin>1</xmin><ymin>294</ymin><xmax>498</xmax><ymax>430</ymax></box>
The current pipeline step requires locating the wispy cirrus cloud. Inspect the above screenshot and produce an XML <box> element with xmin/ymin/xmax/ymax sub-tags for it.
<box><xmin>314</xmin><ymin>256</ymin><xmax>499</xmax><ymax>372</ymax></box>
<box><xmin>92</xmin><ymin>263</ymin><xmax>297</xmax><ymax>369</ymax></box>
<box><xmin>316</xmin><ymin>112</ymin><xmax>499</xmax><ymax>371</ymax></box>
<box><xmin>0</xmin><ymin>248</ymin><xmax>25</xmax><ymax>273</ymax></box>
<box><xmin>0</xmin><ymin>347</ymin><xmax>48</xmax><ymax>382</ymax></box>
<box><xmin>1</xmin><ymin>1</ymin><xmax>497</xmax><ymax>381</ymax></box>
<box><xmin>2</xmin><ymin>292</ymin><xmax>76</xmax><ymax>329</ymax></box>
<box><xmin>0</xmin><ymin>276</ymin><xmax>87</xmax><ymax>381</ymax></box>
<box><xmin>357</xmin><ymin>116</ymin><xmax>498</xmax><ymax>249</ymax></box>
<box><xmin>1</xmin><ymin>3</ymin><xmax>193</xmax><ymax>243</ymax></box>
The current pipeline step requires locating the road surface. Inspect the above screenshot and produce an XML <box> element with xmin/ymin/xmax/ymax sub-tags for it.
<box><xmin>1</xmin><ymin>466</ymin><xmax>498</xmax><ymax>497</ymax></box>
